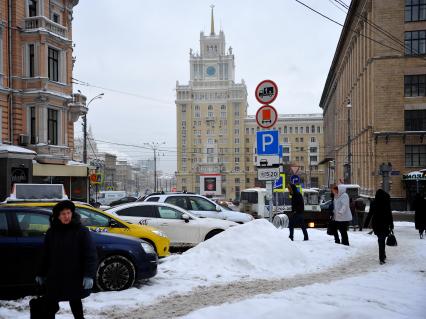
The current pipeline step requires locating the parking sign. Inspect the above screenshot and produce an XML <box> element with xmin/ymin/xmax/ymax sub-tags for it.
<box><xmin>256</xmin><ymin>130</ymin><xmax>279</xmax><ymax>155</ymax></box>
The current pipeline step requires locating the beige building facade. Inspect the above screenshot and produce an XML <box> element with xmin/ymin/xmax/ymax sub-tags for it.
<box><xmin>320</xmin><ymin>0</ymin><xmax>426</xmax><ymax>208</ymax></box>
<box><xmin>0</xmin><ymin>0</ymin><xmax>87</xmax><ymax>201</ymax></box>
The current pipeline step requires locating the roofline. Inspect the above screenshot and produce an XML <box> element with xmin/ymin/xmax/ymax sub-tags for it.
<box><xmin>319</xmin><ymin>0</ymin><xmax>360</xmax><ymax>110</ymax></box>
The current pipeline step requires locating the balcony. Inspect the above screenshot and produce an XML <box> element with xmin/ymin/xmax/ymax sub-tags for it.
<box><xmin>68</xmin><ymin>93</ymin><xmax>88</xmax><ymax>122</ymax></box>
<box><xmin>28</xmin><ymin>144</ymin><xmax>71</xmax><ymax>164</ymax></box>
<box><xmin>24</xmin><ymin>16</ymin><xmax>67</xmax><ymax>38</ymax></box>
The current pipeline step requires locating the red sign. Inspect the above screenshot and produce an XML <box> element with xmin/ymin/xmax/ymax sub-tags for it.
<box><xmin>256</xmin><ymin>105</ymin><xmax>278</xmax><ymax>129</ymax></box>
<box><xmin>255</xmin><ymin>80</ymin><xmax>278</xmax><ymax>104</ymax></box>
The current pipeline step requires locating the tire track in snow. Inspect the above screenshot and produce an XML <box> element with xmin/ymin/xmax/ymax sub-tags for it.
<box><xmin>105</xmin><ymin>247</ymin><xmax>379</xmax><ymax>319</ymax></box>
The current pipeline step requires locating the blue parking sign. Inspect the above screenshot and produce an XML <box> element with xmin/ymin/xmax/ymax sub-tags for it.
<box><xmin>256</xmin><ymin>130</ymin><xmax>279</xmax><ymax>155</ymax></box>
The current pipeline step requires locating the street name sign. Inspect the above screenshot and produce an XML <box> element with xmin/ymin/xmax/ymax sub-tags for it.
<box><xmin>256</xmin><ymin>105</ymin><xmax>278</xmax><ymax>129</ymax></box>
<box><xmin>257</xmin><ymin>167</ymin><xmax>280</xmax><ymax>181</ymax></box>
<box><xmin>255</xmin><ymin>79</ymin><xmax>278</xmax><ymax>104</ymax></box>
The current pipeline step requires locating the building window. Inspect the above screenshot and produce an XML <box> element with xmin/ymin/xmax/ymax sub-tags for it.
<box><xmin>405</xmin><ymin>110</ymin><xmax>426</xmax><ymax>130</ymax></box>
<box><xmin>405</xmin><ymin>74</ymin><xmax>426</xmax><ymax>96</ymax></box>
<box><xmin>301</xmin><ymin>156</ymin><xmax>304</xmax><ymax>161</ymax></box>
<box><xmin>300</xmin><ymin>137</ymin><xmax>304</xmax><ymax>142</ymax></box>
<box><xmin>295</xmin><ymin>137</ymin><xmax>299</xmax><ymax>142</ymax></box>
<box><xmin>235</xmin><ymin>148</ymin><xmax>240</xmax><ymax>153</ymax></box>
<box><xmin>295</xmin><ymin>127</ymin><xmax>298</xmax><ymax>134</ymax></box>
<box><xmin>52</xmin><ymin>13</ymin><xmax>60</xmax><ymax>23</ymax></box>
<box><xmin>29</xmin><ymin>0</ymin><xmax>37</xmax><ymax>17</ymax></box>
<box><xmin>283</xmin><ymin>137</ymin><xmax>288</xmax><ymax>143</ymax></box>
<box><xmin>235</xmin><ymin>138</ymin><xmax>240</xmax><ymax>144</ymax></box>
<box><xmin>246</xmin><ymin>128</ymin><xmax>249</xmax><ymax>134</ymax></box>
<box><xmin>311</xmin><ymin>125</ymin><xmax>315</xmax><ymax>133</ymax></box>
<box><xmin>311</xmin><ymin>137</ymin><xmax>316</xmax><ymax>143</ymax></box>
<box><xmin>29</xmin><ymin>44</ymin><xmax>35</xmax><ymax>77</ymax></box>
<box><xmin>283</xmin><ymin>147</ymin><xmax>290</xmax><ymax>153</ymax></box>
<box><xmin>47</xmin><ymin>109</ymin><xmax>58</xmax><ymax>145</ymax></box>
<box><xmin>235</xmin><ymin>157</ymin><xmax>240</xmax><ymax>163</ymax></box>
<box><xmin>48</xmin><ymin>47</ymin><xmax>59</xmax><ymax>82</ymax></box>
<box><xmin>207</xmin><ymin>148</ymin><xmax>214</xmax><ymax>154</ymax></box>
<box><xmin>296</xmin><ymin>156</ymin><xmax>299</xmax><ymax>161</ymax></box>
<box><xmin>310</xmin><ymin>147</ymin><xmax>318</xmax><ymax>153</ymax></box>
<box><xmin>289</xmin><ymin>127</ymin><xmax>293</xmax><ymax>134</ymax></box>
<box><xmin>306</xmin><ymin>126</ymin><xmax>309</xmax><ymax>133</ymax></box>
<box><xmin>406</xmin><ymin>145</ymin><xmax>426</xmax><ymax>167</ymax></box>
<box><xmin>405</xmin><ymin>0</ymin><xmax>426</xmax><ymax>22</ymax></box>
<box><xmin>251</xmin><ymin>128</ymin><xmax>255</xmax><ymax>134</ymax></box>
<box><xmin>246</xmin><ymin>178</ymin><xmax>250</xmax><ymax>183</ymax></box>
<box><xmin>317</xmin><ymin>126</ymin><xmax>321</xmax><ymax>133</ymax></box>
<box><xmin>221</xmin><ymin>105</ymin><xmax>226</xmax><ymax>110</ymax></box>
<box><xmin>300</xmin><ymin>127</ymin><xmax>304</xmax><ymax>134</ymax></box>
<box><xmin>195</xmin><ymin>105</ymin><xmax>200</xmax><ymax>111</ymax></box>
<box><xmin>30</xmin><ymin>106</ymin><xmax>36</xmax><ymax>144</ymax></box>
<box><xmin>235</xmin><ymin>178</ymin><xmax>240</xmax><ymax>184</ymax></box>
<box><xmin>208</xmin><ymin>105</ymin><xmax>213</xmax><ymax>110</ymax></box>
<box><xmin>405</xmin><ymin>30</ymin><xmax>426</xmax><ymax>55</ymax></box>
<box><xmin>310</xmin><ymin>156</ymin><xmax>318</xmax><ymax>162</ymax></box>
<box><xmin>181</xmin><ymin>105</ymin><xmax>186</xmax><ymax>112</ymax></box>
<box><xmin>284</xmin><ymin>126</ymin><xmax>287</xmax><ymax>133</ymax></box>
<box><xmin>283</xmin><ymin>156</ymin><xmax>290</xmax><ymax>163</ymax></box>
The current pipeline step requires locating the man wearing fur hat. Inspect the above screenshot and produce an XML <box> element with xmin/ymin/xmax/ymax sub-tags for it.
<box><xmin>35</xmin><ymin>200</ymin><xmax>97</xmax><ymax>319</ymax></box>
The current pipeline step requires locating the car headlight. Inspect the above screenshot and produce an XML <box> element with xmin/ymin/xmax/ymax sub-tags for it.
<box><xmin>152</xmin><ymin>230</ymin><xmax>168</xmax><ymax>238</ymax></box>
<box><xmin>141</xmin><ymin>242</ymin><xmax>156</xmax><ymax>255</ymax></box>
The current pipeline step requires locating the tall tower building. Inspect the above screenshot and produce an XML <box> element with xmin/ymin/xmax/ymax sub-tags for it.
<box><xmin>176</xmin><ymin>7</ymin><xmax>248</xmax><ymax>200</ymax></box>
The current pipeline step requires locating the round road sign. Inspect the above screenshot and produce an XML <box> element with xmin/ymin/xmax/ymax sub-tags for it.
<box><xmin>256</xmin><ymin>105</ymin><xmax>278</xmax><ymax>129</ymax></box>
<box><xmin>255</xmin><ymin>79</ymin><xmax>278</xmax><ymax>104</ymax></box>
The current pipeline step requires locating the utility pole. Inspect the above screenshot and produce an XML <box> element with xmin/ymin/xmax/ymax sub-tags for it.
<box><xmin>144</xmin><ymin>142</ymin><xmax>165</xmax><ymax>192</ymax></box>
<box><xmin>82</xmin><ymin>93</ymin><xmax>104</xmax><ymax>163</ymax></box>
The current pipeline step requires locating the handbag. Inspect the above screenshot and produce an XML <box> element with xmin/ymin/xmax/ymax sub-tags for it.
<box><xmin>386</xmin><ymin>230</ymin><xmax>397</xmax><ymax>246</ymax></box>
<box><xmin>327</xmin><ymin>220</ymin><xmax>336</xmax><ymax>236</ymax></box>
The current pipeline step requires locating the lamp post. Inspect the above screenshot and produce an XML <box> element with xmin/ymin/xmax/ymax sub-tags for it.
<box><xmin>83</xmin><ymin>93</ymin><xmax>104</xmax><ymax>164</ymax></box>
<box><xmin>345</xmin><ymin>98</ymin><xmax>352</xmax><ymax>184</ymax></box>
<box><xmin>144</xmin><ymin>142</ymin><xmax>165</xmax><ymax>192</ymax></box>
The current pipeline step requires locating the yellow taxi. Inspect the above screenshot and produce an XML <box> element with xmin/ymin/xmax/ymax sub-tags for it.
<box><xmin>4</xmin><ymin>202</ymin><xmax>170</xmax><ymax>257</ymax></box>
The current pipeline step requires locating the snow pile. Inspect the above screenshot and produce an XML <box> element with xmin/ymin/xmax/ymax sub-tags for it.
<box><xmin>161</xmin><ymin>219</ymin><xmax>307</xmax><ymax>281</ymax></box>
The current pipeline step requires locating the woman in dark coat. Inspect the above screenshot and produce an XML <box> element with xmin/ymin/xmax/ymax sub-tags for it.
<box><xmin>413</xmin><ymin>193</ymin><xmax>426</xmax><ymax>239</ymax></box>
<box><xmin>365</xmin><ymin>189</ymin><xmax>394</xmax><ymax>265</ymax></box>
<box><xmin>288</xmin><ymin>183</ymin><xmax>309</xmax><ymax>241</ymax></box>
<box><xmin>36</xmin><ymin>200</ymin><xmax>97</xmax><ymax>319</ymax></box>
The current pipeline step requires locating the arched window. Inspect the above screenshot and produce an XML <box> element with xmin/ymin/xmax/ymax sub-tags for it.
<box><xmin>284</xmin><ymin>126</ymin><xmax>287</xmax><ymax>133</ymax></box>
<box><xmin>311</xmin><ymin>125</ymin><xmax>315</xmax><ymax>133</ymax></box>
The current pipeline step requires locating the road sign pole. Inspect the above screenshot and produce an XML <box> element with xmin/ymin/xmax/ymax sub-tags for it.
<box><xmin>266</xmin><ymin>181</ymin><xmax>273</xmax><ymax>222</ymax></box>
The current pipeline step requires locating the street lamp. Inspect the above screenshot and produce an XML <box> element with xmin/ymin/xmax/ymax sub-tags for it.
<box><xmin>144</xmin><ymin>142</ymin><xmax>165</xmax><ymax>192</ymax></box>
<box><xmin>345</xmin><ymin>98</ymin><xmax>352</xmax><ymax>184</ymax></box>
<box><xmin>83</xmin><ymin>93</ymin><xmax>104</xmax><ymax>164</ymax></box>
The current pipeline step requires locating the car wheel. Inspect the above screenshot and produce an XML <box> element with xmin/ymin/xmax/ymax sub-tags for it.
<box><xmin>204</xmin><ymin>229</ymin><xmax>224</xmax><ymax>241</ymax></box>
<box><xmin>96</xmin><ymin>255</ymin><xmax>136</xmax><ymax>291</ymax></box>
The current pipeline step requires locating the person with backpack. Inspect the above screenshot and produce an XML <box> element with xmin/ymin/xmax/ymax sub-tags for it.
<box><xmin>288</xmin><ymin>183</ymin><xmax>309</xmax><ymax>241</ymax></box>
<box><xmin>413</xmin><ymin>193</ymin><xmax>426</xmax><ymax>239</ymax></box>
<box><xmin>35</xmin><ymin>200</ymin><xmax>97</xmax><ymax>319</ymax></box>
<box><xmin>331</xmin><ymin>185</ymin><xmax>352</xmax><ymax>245</ymax></box>
<box><xmin>365</xmin><ymin>189</ymin><xmax>394</xmax><ymax>265</ymax></box>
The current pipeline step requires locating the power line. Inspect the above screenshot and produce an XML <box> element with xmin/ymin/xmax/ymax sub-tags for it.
<box><xmin>72</xmin><ymin>78</ymin><xmax>173</xmax><ymax>106</ymax></box>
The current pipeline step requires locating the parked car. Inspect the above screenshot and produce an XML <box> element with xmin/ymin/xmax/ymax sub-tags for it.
<box><xmin>142</xmin><ymin>193</ymin><xmax>254</xmax><ymax>223</ymax></box>
<box><xmin>2</xmin><ymin>202</ymin><xmax>170</xmax><ymax>257</ymax></box>
<box><xmin>107</xmin><ymin>202</ymin><xmax>237</xmax><ymax>247</ymax></box>
<box><xmin>97</xmin><ymin>191</ymin><xmax>127</xmax><ymax>206</ymax></box>
<box><xmin>109</xmin><ymin>196</ymin><xmax>138</xmax><ymax>207</ymax></box>
<box><xmin>0</xmin><ymin>207</ymin><xmax>157</xmax><ymax>297</ymax></box>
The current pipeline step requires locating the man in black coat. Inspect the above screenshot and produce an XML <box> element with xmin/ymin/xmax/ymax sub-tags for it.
<box><xmin>413</xmin><ymin>193</ymin><xmax>426</xmax><ymax>239</ymax></box>
<box><xmin>288</xmin><ymin>183</ymin><xmax>309</xmax><ymax>241</ymax></box>
<box><xmin>36</xmin><ymin>200</ymin><xmax>97</xmax><ymax>319</ymax></box>
<box><xmin>365</xmin><ymin>189</ymin><xmax>394</xmax><ymax>264</ymax></box>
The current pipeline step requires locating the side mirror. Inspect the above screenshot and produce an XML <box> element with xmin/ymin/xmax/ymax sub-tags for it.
<box><xmin>216</xmin><ymin>206</ymin><xmax>222</xmax><ymax>212</ymax></box>
<box><xmin>182</xmin><ymin>213</ymin><xmax>190</xmax><ymax>223</ymax></box>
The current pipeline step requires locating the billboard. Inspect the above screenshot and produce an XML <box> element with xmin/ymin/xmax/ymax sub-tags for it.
<box><xmin>200</xmin><ymin>174</ymin><xmax>222</xmax><ymax>196</ymax></box>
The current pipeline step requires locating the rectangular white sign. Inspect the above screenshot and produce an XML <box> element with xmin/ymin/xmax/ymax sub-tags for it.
<box><xmin>257</xmin><ymin>167</ymin><xmax>280</xmax><ymax>181</ymax></box>
<box><xmin>256</xmin><ymin>155</ymin><xmax>280</xmax><ymax>167</ymax></box>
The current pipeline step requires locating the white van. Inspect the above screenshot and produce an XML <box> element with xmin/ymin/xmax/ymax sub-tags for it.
<box><xmin>97</xmin><ymin>191</ymin><xmax>126</xmax><ymax>206</ymax></box>
<box><xmin>239</xmin><ymin>188</ymin><xmax>270</xmax><ymax>218</ymax></box>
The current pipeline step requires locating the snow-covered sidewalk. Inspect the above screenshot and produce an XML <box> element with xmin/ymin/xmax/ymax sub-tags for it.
<box><xmin>2</xmin><ymin>221</ymin><xmax>422</xmax><ymax>319</ymax></box>
<box><xmin>181</xmin><ymin>223</ymin><xmax>426</xmax><ymax>319</ymax></box>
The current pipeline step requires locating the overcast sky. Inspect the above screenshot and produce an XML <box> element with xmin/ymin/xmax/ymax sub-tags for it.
<box><xmin>72</xmin><ymin>0</ymin><xmax>348</xmax><ymax>173</ymax></box>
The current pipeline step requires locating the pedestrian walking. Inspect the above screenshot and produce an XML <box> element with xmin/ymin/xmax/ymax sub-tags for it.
<box><xmin>288</xmin><ymin>183</ymin><xmax>309</xmax><ymax>241</ymax></box>
<box><xmin>365</xmin><ymin>189</ymin><xmax>394</xmax><ymax>264</ymax></box>
<box><xmin>331</xmin><ymin>185</ymin><xmax>352</xmax><ymax>245</ymax></box>
<box><xmin>413</xmin><ymin>193</ymin><xmax>426</xmax><ymax>239</ymax></box>
<box><xmin>35</xmin><ymin>200</ymin><xmax>97</xmax><ymax>319</ymax></box>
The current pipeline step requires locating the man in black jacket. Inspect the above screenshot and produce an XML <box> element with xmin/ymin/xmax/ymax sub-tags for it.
<box><xmin>288</xmin><ymin>183</ymin><xmax>309</xmax><ymax>241</ymax></box>
<box><xmin>36</xmin><ymin>200</ymin><xmax>97</xmax><ymax>319</ymax></box>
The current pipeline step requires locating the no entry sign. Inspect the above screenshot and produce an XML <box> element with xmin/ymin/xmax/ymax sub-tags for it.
<box><xmin>255</xmin><ymin>79</ymin><xmax>278</xmax><ymax>104</ymax></box>
<box><xmin>256</xmin><ymin>104</ymin><xmax>278</xmax><ymax>129</ymax></box>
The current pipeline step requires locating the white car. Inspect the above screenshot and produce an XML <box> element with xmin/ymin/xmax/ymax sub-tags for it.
<box><xmin>106</xmin><ymin>202</ymin><xmax>238</xmax><ymax>247</ymax></box>
<box><xmin>142</xmin><ymin>193</ymin><xmax>254</xmax><ymax>223</ymax></box>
